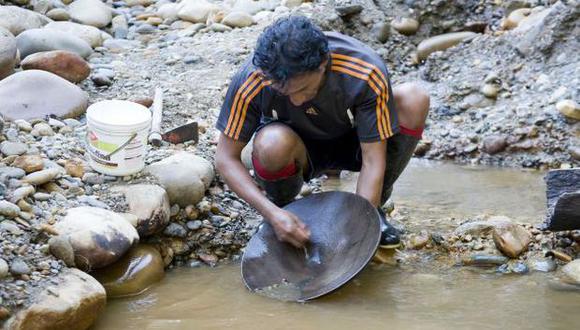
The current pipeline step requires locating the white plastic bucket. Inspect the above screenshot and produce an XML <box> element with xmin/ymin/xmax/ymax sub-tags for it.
<box><xmin>86</xmin><ymin>100</ymin><xmax>152</xmax><ymax>176</ymax></box>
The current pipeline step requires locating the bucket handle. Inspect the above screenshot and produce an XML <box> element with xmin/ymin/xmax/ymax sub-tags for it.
<box><xmin>105</xmin><ymin>132</ymin><xmax>138</xmax><ymax>158</ymax></box>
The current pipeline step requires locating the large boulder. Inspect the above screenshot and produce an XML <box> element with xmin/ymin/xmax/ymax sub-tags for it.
<box><xmin>91</xmin><ymin>244</ymin><xmax>165</xmax><ymax>298</ymax></box>
<box><xmin>544</xmin><ymin>169</ymin><xmax>580</xmax><ymax>231</ymax></box>
<box><xmin>21</xmin><ymin>50</ymin><xmax>91</xmax><ymax>83</ymax></box>
<box><xmin>0</xmin><ymin>70</ymin><xmax>89</xmax><ymax>121</ymax></box>
<box><xmin>16</xmin><ymin>28</ymin><xmax>93</xmax><ymax>59</ymax></box>
<box><xmin>44</xmin><ymin>21</ymin><xmax>104</xmax><ymax>48</ymax></box>
<box><xmin>111</xmin><ymin>184</ymin><xmax>170</xmax><ymax>237</ymax></box>
<box><xmin>144</xmin><ymin>152</ymin><xmax>214</xmax><ymax>207</ymax></box>
<box><xmin>4</xmin><ymin>268</ymin><xmax>106</xmax><ymax>330</ymax></box>
<box><xmin>69</xmin><ymin>0</ymin><xmax>113</xmax><ymax>28</ymax></box>
<box><xmin>0</xmin><ymin>6</ymin><xmax>52</xmax><ymax>36</ymax></box>
<box><xmin>178</xmin><ymin>0</ymin><xmax>222</xmax><ymax>23</ymax></box>
<box><xmin>52</xmin><ymin>206</ymin><xmax>139</xmax><ymax>271</ymax></box>
<box><xmin>417</xmin><ymin>32</ymin><xmax>478</xmax><ymax>61</ymax></box>
<box><xmin>0</xmin><ymin>27</ymin><xmax>17</xmax><ymax>80</ymax></box>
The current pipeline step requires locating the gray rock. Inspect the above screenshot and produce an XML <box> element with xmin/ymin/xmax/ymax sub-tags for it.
<box><xmin>0</xmin><ymin>70</ymin><xmax>89</xmax><ymax>121</ymax></box>
<box><xmin>221</xmin><ymin>12</ymin><xmax>255</xmax><ymax>28</ymax></box>
<box><xmin>16</xmin><ymin>28</ymin><xmax>93</xmax><ymax>59</ymax></box>
<box><xmin>91</xmin><ymin>73</ymin><xmax>113</xmax><ymax>86</ymax></box>
<box><xmin>82</xmin><ymin>173</ymin><xmax>105</xmax><ymax>185</ymax></box>
<box><xmin>145</xmin><ymin>152</ymin><xmax>215</xmax><ymax>207</ymax></box>
<box><xmin>54</xmin><ymin>207</ymin><xmax>139</xmax><ymax>270</ymax></box>
<box><xmin>481</xmin><ymin>135</ymin><xmax>507</xmax><ymax>155</ymax></box>
<box><xmin>32</xmin><ymin>122</ymin><xmax>55</xmax><ymax>136</ymax></box>
<box><xmin>48</xmin><ymin>235</ymin><xmax>76</xmax><ymax>267</ymax></box>
<box><xmin>373</xmin><ymin>22</ymin><xmax>390</xmax><ymax>43</ymax></box>
<box><xmin>44</xmin><ymin>21</ymin><xmax>104</xmax><ymax>48</ymax></box>
<box><xmin>0</xmin><ymin>6</ymin><xmax>52</xmax><ymax>36</ymax></box>
<box><xmin>103</xmin><ymin>38</ymin><xmax>141</xmax><ymax>51</ymax></box>
<box><xmin>335</xmin><ymin>4</ymin><xmax>363</xmax><ymax>17</ymax></box>
<box><xmin>111</xmin><ymin>184</ymin><xmax>170</xmax><ymax>237</ymax></box>
<box><xmin>0</xmin><ymin>167</ymin><xmax>26</xmax><ymax>179</ymax></box>
<box><xmin>561</xmin><ymin>259</ymin><xmax>580</xmax><ymax>285</ymax></box>
<box><xmin>0</xmin><ymin>27</ymin><xmax>17</xmax><ymax>80</ymax></box>
<box><xmin>0</xmin><ymin>258</ymin><xmax>8</xmax><ymax>278</ymax></box>
<box><xmin>163</xmin><ymin>222</ymin><xmax>187</xmax><ymax>238</ymax></box>
<box><xmin>112</xmin><ymin>15</ymin><xmax>129</xmax><ymax>39</ymax></box>
<box><xmin>544</xmin><ymin>169</ymin><xmax>580</xmax><ymax>231</ymax></box>
<box><xmin>9</xmin><ymin>258</ymin><xmax>31</xmax><ymax>275</ymax></box>
<box><xmin>0</xmin><ymin>220</ymin><xmax>24</xmax><ymax>235</ymax></box>
<box><xmin>136</xmin><ymin>23</ymin><xmax>156</xmax><ymax>34</ymax></box>
<box><xmin>530</xmin><ymin>258</ymin><xmax>557</xmax><ymax>272</ymax></box>
<box><xmin>1</xmin><ymin>141</ymin><xmax>28</xmax><ymax>156</ymax></box>
<box><xmin>69</xmin><ymin>0</ymin><xmax>113</xmax><ymax>28</ymax></box>
<box><xmin>186</xmin><ymin>220</ymin><xmax>202</xmax><ymax>230</ymax></box>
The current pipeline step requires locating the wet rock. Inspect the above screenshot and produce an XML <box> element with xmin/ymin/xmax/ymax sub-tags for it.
<box><xmin>45</xmin><ymin>21</ymin><xmax>104</xmax><ymax>48</ymax></box>
<box><xmin>48</xmin><ymin>235</ymin><xmax>76</xmax><ymax>267</ymax></box>
<box><xmin>454</xmin><ymin>216</ymin><xmax>516</xmax><ymax>237</ymax></box>
<box><xmin>4</xmin><ymin>268</ymin><xmax>106</xmax><ymax>330</ymax></box>
<box><xmin>163</xmin><ymin>222</ymin><xmax>187</xmax><ymax>238</ymax></box>
<box><xmin>0</xmin><ymin>70</ymin><xmax>89</xmax><ymax>120</ymax></box>
<box><xmin>111</xmin><ymin>184</ymin><xmax>170</xmax><ymax>237</ymax></box>
<box><xmin>0</xmin><ymin>27</ymin><xmax>17</xmax><ymax>80</ymax></box>
<box><xmin>1</xmin><ymin>141</ymin><xmax>28</xmax><ymax>156</ymax></box>
<box><xmin>145</xmin><ymin>152</ymin><xmax>215</xmax><ymax>207</ymax></box>
<box><xmin>530</xmin><ymin>258</ymin><xmax>557</xmax><ymax>272</ymax></box>
<box><xmin>492</xmin><ymin>222</ymin><xmax>531</xmax><ymax>258</ymax></box>
<box><xmin>46</xmin><ymin>8</ymin><xmax>70</xmax><ymax>21</ymax></box>
<box><xmin>21</xmin><ymin>50</ymin><xmax>90</xmax><ymax>84</ymax></box>
<box><xmin>0</xmin><ymin>258</ymin><xmax>8</xmax><ymax>278</ymax></box>
<box><xmin>501</xmin><ymin>8</ymin><xmax>531</xmax><ymax>30</ymax></box>
<box><xmin>556</xmin><ymin>99</ymin><xmax>579</xmax><ymax>120</ymax></box>
<box><xmin>417</xmin><ymin>32</ymin><xmax>477</xmax><ymax>61</ymax></box>
<box><xmin>0</xmin><ymin>6</ymin><xmax>52</xmax><ymax>36</ymax></box>
<box><xmin>53</xmin><ymin>207</ymin><xmax>139</xmax><ymax>270</ymax></box>
<box><xmin>407</xmin><ymin>230</ymin><xmax>430</xmax><ymax>249</ymax></box>
<box><xmin>461</xmin><ymin>254</ymin><xmax>508</xmax><ymax>266</ymax></box>
<box><xmin>112</xmin><ymin>15</ymin><xmax>129</xmax><ymax>39</ymax></box>
<box><xmin>91</xmin><ymin>244</ymin><xmax>164</xmax><ymax>298</ymax></box>
<box><xmin>481</xmin><ymin>135</ymin><xmax>507</xmax><ymax>155</ymax></box>
<box><xmin>178</xmin><ymin>0</ymin><xmax>221</xmax><ymax>24</ymax></box>
<box><xmin>69</xmin><ymin>0</ymin><xmax>113</xmax><ymax>28</ymax></box>
<box><xmin>561</xmin><ymin>259</ymin><xmax>580</xmax><ymax>285</ymax></box>
<box><xmin>222</xmin><ymin>12</ymin><xmax>255</xmax><ymax>28</ymax></box>
<box><xmin>372</xmin><ymin>22</ymin><xmax>390</xmax><ymax>43</ymax></box>
<box><xmin>23</xmin><ymin>168</ymin><xmax>60</xmax><ymax>185</ymax></box>
<box><xmin>544</xmin><ymin>169</ymin><xmax>580</xmax><ymax>231</ymax></box>
<box><xmin>391</xmin><ymin>17</ymin><xmax>419</xmax><ymax>35</ymax></box>
<box><xmin>9</xmin><ymin>258</ymin><xmax>31</xmax><ymax>276</ymax></box>
<box><xmin>16</xmin><ymin>28</ymin><xmax>93</xmax><ymax>60</ymax></box>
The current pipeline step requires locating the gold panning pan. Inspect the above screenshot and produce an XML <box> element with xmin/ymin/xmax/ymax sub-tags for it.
<box><xmin>241</xmin><ymin>191</ymin><xmax>381</xmax><ymax>302</ymax></box>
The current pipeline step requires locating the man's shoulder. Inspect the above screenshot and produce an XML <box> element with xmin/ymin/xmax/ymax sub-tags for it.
<box><xmin>325</xmin><ymin>32</ymin><xmax>388</xmax><ymax>72</ymax></box>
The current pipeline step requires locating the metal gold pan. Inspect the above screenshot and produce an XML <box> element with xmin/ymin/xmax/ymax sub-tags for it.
<box><xmin>241</xmin><ymin>191</ymin><xmax>381</xmax><ymax>302</ymax></box>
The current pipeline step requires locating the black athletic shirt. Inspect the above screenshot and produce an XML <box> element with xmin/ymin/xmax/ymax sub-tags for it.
<box><xmin>216</xmin><ymin>32</ymin><xmax>399</xmax><ymax>143</ymax></box>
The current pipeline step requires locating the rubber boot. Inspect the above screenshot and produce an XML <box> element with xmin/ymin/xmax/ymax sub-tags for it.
<box><xmin>378</xmin><ymin>208</ymin><xmax>401</xmax><ymax>248</ymax></box>
<box><xmin>254</xmin><ymin>163</ymin><xmax>304</xmax><ymax>207</ymax></box>
<box><xmin>381</xmin><ymin>134</ymin><xmax>420</xmax><ymax>205</ymax></box>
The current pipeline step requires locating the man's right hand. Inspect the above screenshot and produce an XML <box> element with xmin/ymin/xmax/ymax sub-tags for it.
<box><xmin>268</xmin><ymin>208</ymin><xmax>311</xmax><ymax>248</ymax></box>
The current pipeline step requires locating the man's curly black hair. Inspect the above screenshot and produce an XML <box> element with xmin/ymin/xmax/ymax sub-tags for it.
<box><xmin>252</xmin><ymin>16</ymin><xmax>329</xmax><ymax>85</ymax></box>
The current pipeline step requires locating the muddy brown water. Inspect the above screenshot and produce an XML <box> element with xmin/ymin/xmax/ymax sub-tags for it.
<box><xmin>94</xmin><ymin>160</ymin><xmax>580</xmax><ymax>329</ymax></box>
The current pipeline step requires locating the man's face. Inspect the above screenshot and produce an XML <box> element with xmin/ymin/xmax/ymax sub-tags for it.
<box><xmin>270</xmin><ymin>60</ymin><xmax>328</xmax><ymax>107</ymax></box>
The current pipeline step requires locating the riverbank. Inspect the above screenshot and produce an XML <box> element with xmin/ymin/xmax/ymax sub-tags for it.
<box><xmin>0</xmin><ymin>0</ymin><xmax>578</xmax><ymax>328</ymax></box>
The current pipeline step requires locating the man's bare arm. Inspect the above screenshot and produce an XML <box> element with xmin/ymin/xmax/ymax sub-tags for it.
<box><xmin>215</xmin><ymin>133</ymin><xmax>310</xmax><ymax>247</ymax></box>
<box><xmin>356</xmin><ymin>140</ymin><xmax>387</xmax><ymax>208</ymax></box>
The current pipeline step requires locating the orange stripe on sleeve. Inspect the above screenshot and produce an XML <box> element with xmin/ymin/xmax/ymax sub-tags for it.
<box><xmin>331</xmin><ymin>65</ymin><xmax>386</xmax><ymax>139</ymax></box>
<box><xmin>229</xmin><ymin>75</ymin><xmax>263</xmax><ymax>138</ymax></box>
<box><xmin>234</xmin><ymin>81</ymin><xmax>270</xmax><ymax>140</ymax></box>
<box><xmin>225</xmin><ymin>71</ymin><xmax>259</xmax><ymax>136</ymax></box>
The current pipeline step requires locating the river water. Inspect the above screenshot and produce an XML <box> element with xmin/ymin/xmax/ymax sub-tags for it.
<box><xmin>94</xmin><ymin>160</ymin><xmax>580</xmax><ymax>330</ymax></box>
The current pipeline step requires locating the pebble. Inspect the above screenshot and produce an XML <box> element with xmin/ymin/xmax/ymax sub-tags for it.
<box><xmin>0</xmin><ymin>167</ymin><xmax>26</xmax><ymax>179</ymax></box>
<box><xmin>14</xmin><ymin>120</ymin><xmax>33</xmax><ymax>132</ymax></box>
<box><xmin>1</xmin><ymin>141</ymin><xmax>28</xmax><ymax>156</ymax></box>
<box><xmin>136</xmin><ymin>23</ymin><xmax>156</xmax><ymax>34</ymax></box>
<box><xmin>481</xmin><ymin>83</ymin><xmax>499</xmax><ymax>99</ymax></box>
<box><xmin>23</xmin><ymin>168</ymin><xmax>60</xmax><ymax>185</ymax></box>
<box><xmin>163</xmin><ymin>223</ymin><xmax>187</xmax><ymax>238</ymax></box>
<box><xmin>335</xmin><ymin>4</ymin><xmax>363</xmax><ymax>17</ymax></box>
<box><xmin>373</xmin><ymin>22</ymin><xmax>390</xmax><ymax>43</ymax></box>
<box><xmin>91</xmin><ymin>73</ymin><xmax>113</xmax><ymax>87</ymax></box>
<box><xmin>391</xmin><ymin>17</ymin><xmax>419</xmax><ymax>35</ymax></box>
<box><xmin>530</xmin><ymin>258</ymin><xmax>557</xmax><ymax>272</ymax></box>
<box><xmin>12</xmin><ymin>154</ymin><xmax>44</xmax><ymax>173</ymax></box>
<box><xmin>481</xmin><ymin>135</ymin><xmax>507</xmax><ymax>155</ymax></box>
<box><xmin>82</xmin><ymin>173</ymin><xmax>105</xmax><ymax>185</ymax></box>
<box><xmin>33</xmin><ymin>192</ymin><xmax>51</xmax><ymax>201</ymax></box>
<box><xmin>0</xmin><ymin>200</ymin><xmax>21</xmax><ymax>218</ymax></box>
<box><xmin>186</xmin><ymin>220</ymin><xmax>202</xmax><ymax>231</ymax></box>
<box><xmin>0</xmin><ymin>258</ymin><xmax>8</xmax><ymax>278</ymax></box>
<box><xmin>11</xmin><ymin>185</ymin><xmax>35</xmax><ymax>202</ymax></box>
<box><xmin>10</xmin><ymin>258</ymin><xmax>31</xmax><ymax>276</ymax></box>
<box><xmin>556</xmin><ymin>99</ymin><xmax>579</xmax><ymax>120</ymax></box>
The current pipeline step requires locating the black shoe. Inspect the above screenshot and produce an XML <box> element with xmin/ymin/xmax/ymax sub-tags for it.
<box><xmin>378</xmin><ymin>209</ymin><xmax>401</xmax><ymax>248</ymax></box>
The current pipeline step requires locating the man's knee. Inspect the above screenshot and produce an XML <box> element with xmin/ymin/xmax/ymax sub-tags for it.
<box><xmin>394</xmin><ymin>83</ymin><xmax>430</xmax><ymax>129</ymax></box>
<box><xmin>252</xmin><ymin>123</ymin><xmax>305</xmax><ymax>172</ymax></box>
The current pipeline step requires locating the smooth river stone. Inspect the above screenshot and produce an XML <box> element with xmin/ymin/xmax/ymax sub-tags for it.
<box><xmin>53</xmin><ymin>207</ymin><xmax>139</xmax><ymax>271</ymax></box>
<box><xmin>21</xmin><ymin>50</ymin><xmax>91</xmax><ymax>83</ymax></box>
<box><xmin>0</xmin><ymin>6</ymin><xmax>52</xmax><ymax>36</ymax></box>
<box><xmin>16</xmin><ymin>28</ymin><xmax>93</xmax><ymax>59</ymax></box>
<box><xmin>417</xmin><ymin>32</ymin><xmax>478</xmax><ymax>61</ymax></box>
<box><xmin>178</xmin><ymin>0</ymin><xmax>222</xmax><ymax>23</ymax></box>
<box><xmin>44</xmin><ymin>21</ymin><xmax>103</xmax><ymax>48</ymax></box>
<box><xmin>91</xmin><ymin>244</ymin><xmax>165</xmax><ymax>298</ymax></box>
<box><xmin>69</xmin><ymin>0</ymin><xmax>113</xmax><ymax>28</ymax></box>
<box><xmin>0</xmin><ymin>27</ymin><xmax>17</xmax><ymax>80</ymax></box>
<box><xmin>221</xmin><ymin>12</ymin><xmax>255</xmax><ymax>28</ymax></box>
<box><xmin>0</xmin><ymin>70</ymin><xmax>89</xmax><ymax>121</ymax></box>
<box><xmin>391</xmin><ymin>17</ymin><xmax>420</xmax><ymax>35</ymax></box>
